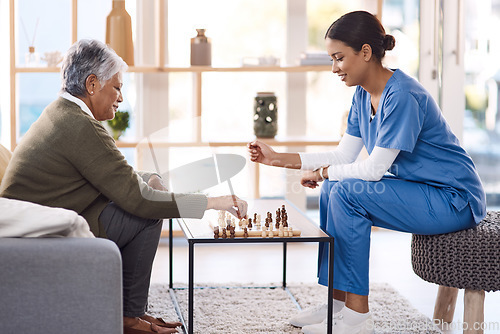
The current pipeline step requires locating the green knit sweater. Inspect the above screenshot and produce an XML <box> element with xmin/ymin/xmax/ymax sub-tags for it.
<box><xmin>0</xmin><ymin>97</ymin><xmax>207</xmax><ymax>237</ymax></box>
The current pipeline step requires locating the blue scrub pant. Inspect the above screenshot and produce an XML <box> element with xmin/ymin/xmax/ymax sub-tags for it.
<box><xmin>317</xmin><ymin>177</ymin><xmax>476</xmax><ymax>296</ymax></box>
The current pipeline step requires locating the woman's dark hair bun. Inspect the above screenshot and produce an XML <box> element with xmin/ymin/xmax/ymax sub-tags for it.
<box><xmin>325</xmin><ymin>11</ymin><xmax>396</xmax><ymax>60</ymax></box>
<box><xmin>383</xmin><ymin>34</ymin><xmax>396</xmax><ymax>51</ymax></box>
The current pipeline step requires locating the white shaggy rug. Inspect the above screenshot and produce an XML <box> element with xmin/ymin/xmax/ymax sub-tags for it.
<box><xmin>147</xmin><ymin>282</ymin><xmax>442</xmax><ymax>334</ymax></box>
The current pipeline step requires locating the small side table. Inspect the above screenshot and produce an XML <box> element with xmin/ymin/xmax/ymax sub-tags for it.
<box><xmin>168</xmin><ymin>199</ymin><xmax>335</xmax><ymax>334</ymax></box>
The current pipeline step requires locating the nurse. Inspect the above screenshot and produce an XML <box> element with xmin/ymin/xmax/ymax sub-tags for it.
<box><xmin>248</xmin><ymin>10</ymin><xmax>486</xmax><ymax>334</ymax></box>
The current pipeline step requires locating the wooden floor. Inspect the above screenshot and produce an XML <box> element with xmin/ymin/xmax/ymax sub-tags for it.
<box><xmin>151</xmin><ymin>212</ymin><xmax>500</xmax><ymax>334</ymax></box>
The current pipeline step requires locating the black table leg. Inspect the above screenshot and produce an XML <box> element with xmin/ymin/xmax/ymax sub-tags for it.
<box><xmin>169</xmin><ymin>218</ymin><xmax>173</xmax><ymax>289</ymax></box>
<box><xmin>327</xmin><ymin>238</ymin><xmax>334</xmax><ymax>334</ymax></box>
<box><xmin>188</xmin><ymin>241</ymin><xmax>194</xmax><ymax>334</ymax></box>
<box><xmin>282</xmin><ymin>241</ymin><xmax>287</xmax><ymax>288</ymax></box>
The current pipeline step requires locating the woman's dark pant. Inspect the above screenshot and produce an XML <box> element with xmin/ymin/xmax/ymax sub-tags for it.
<box><xmin>99</xmin><ymin>202</ymin><xmax>163</xmax><ymax>317</ymax></box>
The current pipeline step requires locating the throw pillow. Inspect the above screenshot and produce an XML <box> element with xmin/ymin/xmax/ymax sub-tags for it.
<box><xmin>0</xmin><ymin>144</ymin><xmax>12</xmax><ymax>183</ymax></box>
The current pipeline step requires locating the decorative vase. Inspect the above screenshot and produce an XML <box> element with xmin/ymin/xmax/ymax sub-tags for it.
<box><xmin>190</xmin><ymin>29</ymin><xmax>211</xmax><ymax>66</ymax></box>
<box><xmin>253</xmin><ymin>92</ymin><xmax>278</xmax><ymax>138</ymax></box>
<box><xmin>106</xmin><ymin>0</ymin><xmax>134</xmax><ymax>65</ymax></box>
<box><xmin>25</xmin><ymin>46</ymin><xmax>40</xmax><ymax>67</ymax></box>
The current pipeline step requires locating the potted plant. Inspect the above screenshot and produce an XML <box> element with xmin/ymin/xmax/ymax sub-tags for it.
<box><xmin>107</xmin><ymin>110</ymin><xmax>130</xmax><ymax>140</ymax></box>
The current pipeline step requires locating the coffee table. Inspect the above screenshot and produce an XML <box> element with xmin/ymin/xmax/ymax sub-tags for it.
<box><xmin>167</xmin><ymin>199</ymin><xmax>335</xmax><ymax>334</ymax></box>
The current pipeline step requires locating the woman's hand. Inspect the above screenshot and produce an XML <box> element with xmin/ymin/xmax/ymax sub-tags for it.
<box><xmin>206</xmin><ymin>195</ymin><xmax>248</xmax><ymax>219</ymax></box>
<box><xmin>247</xmin><ymin>140</ymin><xmax>277</xmax><ymax>166</ymax></box>
<box><xmin>300</xmin><ymin>169</ymin><xmax>327</xmax><ymax>189</ymax></box>
<box><xmin>148</xmin><ymin>174</ymin><xmax>168</xmax><ymax>191</ymax></box>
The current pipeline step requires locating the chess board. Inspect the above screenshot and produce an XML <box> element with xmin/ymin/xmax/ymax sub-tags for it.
<box><xmin>209</xmin><ymin>204</ymin><xmax>301</xmax><ymax>239</ymax></box>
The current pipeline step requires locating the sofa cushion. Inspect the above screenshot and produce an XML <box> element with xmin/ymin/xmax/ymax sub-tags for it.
<box><xmin>0</xmin><ymin>197</ymin><xmax>94</xmax><ymax>238</ymax></box>
<box><xmin>0</xmin><ymin>144</ymin><xmax>12</xmax><ymax>183</ymax></box>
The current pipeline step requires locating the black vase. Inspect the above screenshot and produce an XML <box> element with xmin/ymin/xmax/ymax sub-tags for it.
<box><xmin>253</xmin><ymin>92</ymin><xmax>278</xmax><ymax>138</ymax></box>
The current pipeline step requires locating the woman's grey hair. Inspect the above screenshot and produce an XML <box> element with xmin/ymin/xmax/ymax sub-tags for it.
<box><xmin>60</xmin><ymin>39</ymin><xmax>128</xmax><ymax>97</ymax></box>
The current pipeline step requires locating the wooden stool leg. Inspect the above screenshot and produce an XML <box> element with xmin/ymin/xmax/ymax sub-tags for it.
<box><xmin>464</xmin><ymin>289</ymin><xmax>485</xmax><ymax>334</ymax></box>
<box><xmin>433</xmin><ymin>285</ymin><xmax>459</xmax><ymax>323</ymax></box>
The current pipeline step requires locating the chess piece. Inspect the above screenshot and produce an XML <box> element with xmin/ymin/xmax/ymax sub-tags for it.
<box><xmin>243</xmin><ymin>227</ymin><xmax>248</xmax><ymax>238</ymax></box>
<box><xmin>289</xmin><ymin>227</ymin><xmax>293</xmax><ymax>236</ymax></box>
<box><xmin>222</xmin><ymin>228</ymin><xmax>227</xmax><ymax>239</ymax></box>
<box><xmin>278</xmin><ymin>230</ymin><xmax>283</xmax><ymax>237</ymax></box>
<box><xmin>248</xmin><ymin>218</ymin><xmax>253</xmax><ymax>228</ymax></box>
<box><xmin>262</xmin><ymin>230</ymin><xmax>267</xmax><ymax>238</ymax></box>
<box><xmin>269</xmin><ymin>230</ymin><xmax>274</xmax><ymax>238</ymax></box>
<box><xmin>265</xmin><ymin>218</ymin><xmax>269</xmax><ymax>228</ymax></box>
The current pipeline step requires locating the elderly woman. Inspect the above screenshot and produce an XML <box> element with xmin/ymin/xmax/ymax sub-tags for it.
<box><xmin>0</xmin><ymin>39</ymin><xmax>247</xmax><ymax>334</ymax></box>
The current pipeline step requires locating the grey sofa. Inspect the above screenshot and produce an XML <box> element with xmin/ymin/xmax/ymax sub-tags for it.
<box><xmin>0</xmin><ymin>237</ymin><xmax>123</xmax><ymax>334</ymax></box>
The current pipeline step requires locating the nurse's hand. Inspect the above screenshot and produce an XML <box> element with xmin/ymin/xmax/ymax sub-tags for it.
<box><xmin>300</xmin><ymin>170</ymin><xmax>324</xmax><ymax>189</ymax></box>
<box><xmin>247</xmin><ymin>140</ymin><xmax>276</xmax><ymax>166</ymax></box>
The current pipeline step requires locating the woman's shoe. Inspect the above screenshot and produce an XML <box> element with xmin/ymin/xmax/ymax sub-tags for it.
<box><xmin>124</xmin><ymin>317</ymin><xmax>179</xmax><ymax>334</ymax></box>
<box><xmin>289</xmin><ymin>303</ymin><xmax>328</xmax><ymax>327</ymax></box>
<box><xmin>301</xmin><ymin>312</ymin><xmax>374</xmax><ymax>334</ymax></box>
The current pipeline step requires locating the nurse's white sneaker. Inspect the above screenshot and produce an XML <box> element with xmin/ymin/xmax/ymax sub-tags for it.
<box><xmin>289</xmin><ymin>303</ymin><xmax>328</xmax><ymax>327</ymax></box>
<box><xmin>301</xmin><ymin>312</ymin><xmax>375</xmax><ymax>334</ymax></box>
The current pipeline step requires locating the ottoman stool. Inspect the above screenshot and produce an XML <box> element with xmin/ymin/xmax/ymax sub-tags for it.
<box><xmin>411</xmin><ymin>211</ymin><xmax>500</xmax><ymax>334</ymax></box>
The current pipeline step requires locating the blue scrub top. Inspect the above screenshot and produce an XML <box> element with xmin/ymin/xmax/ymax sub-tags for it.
<box><xmin>346</xmin><ymin>69</ymin><xmax>486</xmax><ymax>223</ymax></box>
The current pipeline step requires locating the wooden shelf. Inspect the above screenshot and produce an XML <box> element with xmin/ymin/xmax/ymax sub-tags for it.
<box><xmin>14</xmin><ymin>67</ymin><xmax>61</xmax><ymax>73</ymax></box>
<box><xmin>9</xmin><ymin>1</ymin><xmax>336</xmax><ymax>200</ymax></box>
<box><xmin>14</xmin><ymin>65</ymin><xmax>331</xmax><ymax>74</ymax></box>
<box><xmin>115</xmin><ymin>137</ymin><xmax>340</xmax><ymax>148</ymax></box>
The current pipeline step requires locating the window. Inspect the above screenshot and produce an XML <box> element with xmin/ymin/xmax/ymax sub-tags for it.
<box><xmin>464</xmin><ymin>0</ymin><xmax>500</xmax><ymax>209</ymax></box>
